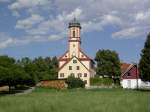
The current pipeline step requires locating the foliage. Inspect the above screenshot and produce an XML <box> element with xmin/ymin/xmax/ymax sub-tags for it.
<box><xmin>139</xmin><ymin>33</ymin><xmax>150</xmax><ymax>81</ymax></box>
<box><xmin>0</xmin><ymin>55</ymin><xmax>59</xmax><ymax>91</ymax></box>
<box><xmin>66</xmin><ymin>76</ymin><xmax>85</xmax><ymax>89</ymax></box>
<box><xmin>0</xmin><ymin>56</ymin><xmax>31</xmax><ymax>91</ymax></box>
<box><xmin>17</xmin><ymin>56</ymin><xmax>58</xmax><ymax>83</ymax></box>
<box><xmin>95</xmin><ymin>49</ymin><xmax>121</xmax><ymax>78</ymax></box>
<box><xmin>90</xmin><ymin>77</ymin><xmax>113</xmax><ymax>86</ymax></box>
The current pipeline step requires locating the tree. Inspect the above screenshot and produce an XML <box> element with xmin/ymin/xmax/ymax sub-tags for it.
<box><xmin>17</xmin><ymin>57</ymin><xmax>38</xmax><ymax>85</ymax></box>
<box><xmin>95</xmin><ymin>49</ymin><xmax>121</xmax><ymax>78</ymax></box>
<box><xmin>0</xmin><ymin>56</ymin><xmax>16</xmax><ymax>90</ymax></box>
<box><xmin>0</xmin><ymin>56</ymin><xmax>31</xmax><ymax>92</ymax></box>
<box><xmin>50</xmin><ymin>56</ymin><xmax>58</xmax><ymax>79</ymax></box>
<box><xmin>139</xmin><ymin>33</ymin><xmax>150</xmax><ymax>81</ymax></box>
<box><xmin>0</xmin><ymin>55</ymin><xmax>59</xmax><ymax>91</ymax></box>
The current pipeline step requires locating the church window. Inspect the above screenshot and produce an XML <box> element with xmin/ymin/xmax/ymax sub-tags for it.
<box><xmin>73</xmin><ymin>60</ymin><xmax>77</xmax><ymax>63</ymax></box>
<box><xmin>73</xmin><ymin>44</ymin><xmax>75</xmax><ymax>47</ymax></box>
<box><xmin>77</xmin><ymin>66</ymin><xmax>80</xmax><ymax>70</ymax></box>
<box><xmin>60</xmin><ymin>73</ymin><xmax>64</xmax><ymax>77</ymax></box>
<box><xmin>73</xmin><ymin>31</ymin><xmax>75</xmax><ymax>37</ymax></box>
<box><xmin>84</xmin><ymin>73</ymin><xmax>87</xmax><ymax>77</ymax></box>
<box><xmin>78</xmin><ymin>73</ymin><xmax>82</xmax><ymax>77</ymax></box>
<box><xmin>69</xmin><ymin>66</ymin><xmax>72</xmax><ymax>70</ymax></box>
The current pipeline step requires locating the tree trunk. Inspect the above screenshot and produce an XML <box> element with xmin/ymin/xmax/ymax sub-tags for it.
<box><xmin>8</xmin><ymin>85</ymin><xmax>11</xmax><ymax>93</ymax></box>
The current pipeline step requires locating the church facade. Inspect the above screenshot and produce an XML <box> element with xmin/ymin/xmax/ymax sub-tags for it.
<box><xmin>58</xmin><ymin>19</ymin><xmax>95</xmax><ymax>87</ymax></box>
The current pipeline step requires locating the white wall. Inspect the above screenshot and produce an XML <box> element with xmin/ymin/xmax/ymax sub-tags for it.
<box><xmin>121</xmin><ymin>79</ymin><xmax>150</xmax><ymax>89</ymax></box>
<box><xmin>58</xmin><ymin>57</ymin><xmax>90</xmax><ymax>87</ymax></box>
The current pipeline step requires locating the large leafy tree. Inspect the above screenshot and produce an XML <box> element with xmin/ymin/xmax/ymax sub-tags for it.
<box><xmin>139</xmin><ymin>33</ymin><xmax>150</xmax><ymax>81</ymax></box>
<box><xmin>0</xmin><ymin>56</ymin><xmax>30</xmax><ymax>91</ymax></box>
<box><xmin>95</xmin><ymin>49</ymin><xmax>121</xmax><ymax>78</ymax></box>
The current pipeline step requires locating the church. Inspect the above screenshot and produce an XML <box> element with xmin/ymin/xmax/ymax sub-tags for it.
<box><xmin>58</xmin><ymin>19</ymin><xmax>95</xmax><ymax>87</ymax></box>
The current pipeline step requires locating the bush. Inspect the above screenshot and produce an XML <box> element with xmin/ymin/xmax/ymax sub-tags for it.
<box><xmin>90</xmin><ymin>77</ymin><xmax>113</xmax><ymax>86</ymax></box>
<box><xmin>66</xmin><ymin>76</ymin><xmax>85</xmax><ymax>89</ymax></box>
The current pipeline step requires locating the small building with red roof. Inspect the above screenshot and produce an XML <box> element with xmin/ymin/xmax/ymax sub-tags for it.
<box><xmin>120</xmin><ymin>63</ymin><xmax>150</xmax><ymax>89</ymax></box>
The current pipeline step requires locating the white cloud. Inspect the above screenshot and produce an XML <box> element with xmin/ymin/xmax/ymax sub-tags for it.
<box><xmin>8</xmin><ymin>0</ymin><xmax>50</xmax><ymax>10</ymax></box>
<box><xmin>0</xmin><ymin>32</ymin><xmax>65</xmax><ymax>49</ymax></box>
<box><xmin>0</xmin><ymin>38</ymin><xmax>14</xmax><ymax>49</ymax></box>
<box><xmin>16</xmin><ymin>14</ymin><xmax>44</xmax><ymax>30</ymax></box>
<box><xmin>2</xmin><ymin>0</ymin><xmax>150</xmax><ymax>49</ymax></box>
<box><xmin>0</xmin><ymin>33</ymin><xmax>16</xmax><ymax>49</ymax></box>
<box><xmin>82</xmin><ymin>14</ymin><xmax>121</xmax><ymax>32</ymax></box>
<box><xmin>112</xmin><ymin>26</ymin><xmax>150</xmax><ymax>39</ymax></box>
<box><xmin>135</xmin><ymin>10</ymin><xmax>150</xmax><ymax>21</ymax></box>
<box><xmin>17</xmin><ymin>8</ymin><xmax>82</xmax><ymax>36</ymax></box>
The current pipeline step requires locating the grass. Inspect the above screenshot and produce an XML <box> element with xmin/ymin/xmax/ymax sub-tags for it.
<box><xmin>0</xmin><ymin>87</ymin><xmax>150</xmax><ymax>112</ymax></box>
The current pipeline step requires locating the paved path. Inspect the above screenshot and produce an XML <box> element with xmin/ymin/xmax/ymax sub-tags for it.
<box><xmin>14</xmin><ymin>87</ymin><xmax>35</xmax><ymax>96</ymax></box>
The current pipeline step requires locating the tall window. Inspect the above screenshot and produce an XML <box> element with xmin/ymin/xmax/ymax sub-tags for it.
<box><xmin>77</xmin><ymin>66</ymin><xmax>80</xmax><ymax>70</ymax></box>
<box><xmin>69</xmin><ymin>66</ymin><xmax>72</xmax><ymax>70</ymax></box>
<box><xmin>84</xmin><ymin>73</ymin><xmax>87</xmax><ymax>77</ymax></box>
<box><xmin>73</xmin><ymin>31</ymin><xmax>75</xmax><ymax>37</ymax></box>
<box><xmin>78</xmin><ymin>73</ymin><xmax>82</xmax><ymax>77</ymax></box>
<box><xmin>60</xmin><ymin>73</ymin><xmax>64</xmax><ymax>78</ymax></box>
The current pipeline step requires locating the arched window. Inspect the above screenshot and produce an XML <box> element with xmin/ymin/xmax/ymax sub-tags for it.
<box><xmin>73</xmin><ymin>31</ymin><xmax>75</xmax><ymax>37</ymax></box>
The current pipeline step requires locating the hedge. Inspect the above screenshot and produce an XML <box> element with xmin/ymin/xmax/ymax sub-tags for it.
<box><xmin>90</xmin><ymin>77</ymin><xmax>113</xmax><ymax>86</ymax></box>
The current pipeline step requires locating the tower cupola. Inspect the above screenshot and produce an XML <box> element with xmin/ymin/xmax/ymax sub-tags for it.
<box><xmin>69</xmin><ymin>18</ymin><xmax>81</xmax><ymax>29</ymax></box>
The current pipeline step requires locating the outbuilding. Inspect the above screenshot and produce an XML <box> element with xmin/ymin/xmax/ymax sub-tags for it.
<box><xmin>120</xmin><ymin>63</ymin><xmax>150</xmax><ymax>89</ymax></box>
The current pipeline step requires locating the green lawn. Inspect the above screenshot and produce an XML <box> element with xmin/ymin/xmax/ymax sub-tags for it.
<box><xmin>0</xmin><ymin>88</ymin><xmax>150</xmax><ymax>112</ymax></box>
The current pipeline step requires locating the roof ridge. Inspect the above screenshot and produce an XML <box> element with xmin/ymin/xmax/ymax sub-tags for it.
<box><xmin>121</xmin><ymin>64</ymin><xmax>134</xmax><ymax>76</ymax></box>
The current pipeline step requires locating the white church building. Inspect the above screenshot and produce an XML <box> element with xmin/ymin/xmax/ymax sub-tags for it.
<box><xmin>58</xmin><ymin>19</ymin><xmax>95</xmax><ymax>87</ymax></box>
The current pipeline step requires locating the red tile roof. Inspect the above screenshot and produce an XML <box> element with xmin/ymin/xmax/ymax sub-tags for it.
<box><xmin>121</xmin><ymin>63</ymin><xmax>132</xmax><ymax>74</ymax></box>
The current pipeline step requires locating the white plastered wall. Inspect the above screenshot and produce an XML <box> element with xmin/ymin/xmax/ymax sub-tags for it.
<box><xmin>58</xmin><ymin>57</ymin><xmax>90</xmax><ymax>87</ymax></box>
<box><xmin>121</xmin><ymin>79</ymin><xmax>150</xmax><ymax>89</ymax></box>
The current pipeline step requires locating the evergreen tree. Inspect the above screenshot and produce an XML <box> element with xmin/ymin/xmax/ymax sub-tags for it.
<box><xmin>139</xmin><ymin>33</ymin><xmax>150</xmax><ymax>81</ymax></box>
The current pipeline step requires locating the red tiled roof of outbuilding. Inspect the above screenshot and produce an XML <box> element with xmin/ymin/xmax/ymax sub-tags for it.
<box><xmin>121</xmin><ymin>63</ymin><xmax>132</xmax><ymax>74</ymax></box>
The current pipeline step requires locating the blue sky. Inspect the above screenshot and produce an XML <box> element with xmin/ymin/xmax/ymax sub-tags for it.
<box><xmin>0</xmin><ymin>0</ymin><xmax>150</xmax><ymax>63</ymax></box>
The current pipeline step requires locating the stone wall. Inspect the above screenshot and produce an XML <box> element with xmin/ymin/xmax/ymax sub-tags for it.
<box><xmin>38</xmin><ymin>79</ymin><xmax>66</xmax><ymax>89</ymax></box>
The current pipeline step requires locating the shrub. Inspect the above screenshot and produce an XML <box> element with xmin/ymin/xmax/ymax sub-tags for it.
<box><xmin>66</xmin><ymin>76</ymin><xmax>85</xmax><ymax>89</ymax></box>
<box><xmin>90</xmin><ymin>77</ymin><xmax>113</xmax><ymax>86</ymax></box>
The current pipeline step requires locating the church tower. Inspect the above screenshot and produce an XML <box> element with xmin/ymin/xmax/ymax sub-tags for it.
<box><xmin>58</xmin><ymin>19</ymin><xmax>95</xmax><ymax>87</ymax></box>
<box><xmin>68</xmin><ymin>18</ymin><xmax>81</xmax><ymax>58</ymax></box>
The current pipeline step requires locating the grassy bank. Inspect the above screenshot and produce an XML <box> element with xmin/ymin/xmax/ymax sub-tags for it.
<box><xmin>0</xmin><ymin>88</ymin><xmax>150</xmax><ymax>112</ymax></box>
